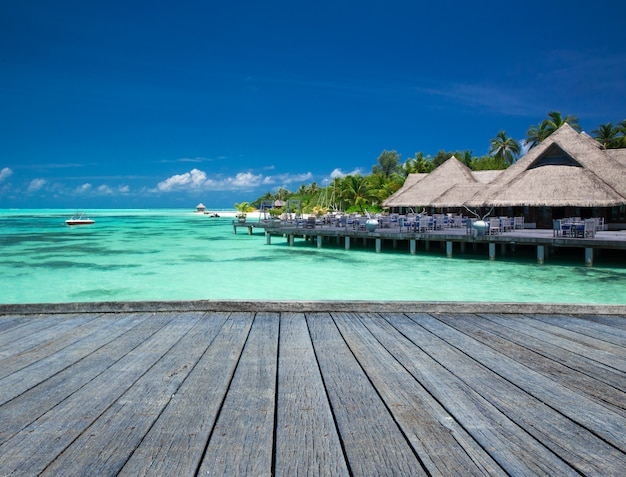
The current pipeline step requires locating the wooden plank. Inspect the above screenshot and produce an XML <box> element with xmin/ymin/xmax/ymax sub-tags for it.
<box><xmin>479</xmin><ymin>313</ymin><xmax>626</xmax><ymax>390</ymax></box>
<box><xmin>439</xmin><ymin>313</ymin><xmax>626</xmax><ymax>415</ymax></box>
<box><xmin>0</xmin><ymin>312</ymin><xmax>149</xmax><ymax>405</ymax></box>
<box><xmin>40</xmin><ymin>312</ymin><xmax>229</xmax><ymax>476</ymax></box>
<box><xmin>414</xmin><ymin>313</ymin><xmax>626</xmax><ymax>447</ymax></box>
<box><xmin>307</xmin><ymin>312</ymin><xmax>424</xmax><ymax>476</ymax></box>
<box><xmin>119</xmin><ymin>312</ymin><xmax>254</xmax><ymax>476</ymax></box>
<box><xmin>274</xmin><ymin>313</ymin><xmax>349</xmax><ymax>477</ymax></box>
<box><xmin>0</xmin><ymin>312</ymin><xmax>199</xmax><ymax>475</ymax></box>
<box><xmin>0</xmin><ymin>313</ymin><xmax>166</xmax><ymax>445</ymax></box>
<box><xmin>403</xmin><ymin>313</ymin><xmax>626</xmax><ymax>474</ymax></box>
<box><xmin>525</xmin><ymin>313</ymin><xmax>626</xmax><ymax>347</ymax></box>
<box><xmin>333</xmin><ymin>312</ymin><xmax>503</xmax><ymax>476</ymax></box>
<box><xmin>369</xmin><ymin>312</ymin><xmax>579</xmax><ymax>476</ymax></box>
<box><xmin>0</xmin><ymin>313</ymin><xmax>74</xmax><ymax>348</ymax></box>
<box><xmin>0</xmin><ymin>315</ymin><xmax>40</xmax><ymax>334</ymax></box>
<box><xmin>0</xmin><ymin>313</ymin><xmax>102</xmax><ymax>376</ymax></box>
<box><xmin>577</xmin><ymin>313</ymin><xmax>626</xmax><ymax>330</ymax></box>
<box><xmin>502</xmin><ymin>314</ymin><xmax>626</xmax><ymax>371</ymax></box>
<box><xmin>197</xmin><ymin>312</ymin><xmax>279</xmax><ymax>476</ymax></box>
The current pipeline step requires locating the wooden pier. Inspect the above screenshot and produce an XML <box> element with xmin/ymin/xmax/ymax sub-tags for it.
<box><xmin>261</xmin><ymin>222</ymin><xmax>626</xmax><ymax>265</ymax></box>
<box><xmin>1</xmin><ymin>301</ymin><xmax>625</xmax><ymax>476</ymax></box>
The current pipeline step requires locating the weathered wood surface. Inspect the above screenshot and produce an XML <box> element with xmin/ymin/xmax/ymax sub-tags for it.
<box><xmin>0</xmin><ymin>310</ymin><xmax>624</xmax><ymax>476</ymax></box>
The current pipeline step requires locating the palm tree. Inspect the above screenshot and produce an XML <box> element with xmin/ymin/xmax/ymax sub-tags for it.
<box><xmin>340</xmin><ymin>175</ymin><xmax>370</xmax><ymax>213</ymax></box>
<box><xmin>591</xmin><ymin>122</ymin><xmax>622</xmax><ymax>149</ymax></box>
<box><xmin>524</xmin><ymin>122</ymin><xmax>548</xmax><ymax>150</ymax></box>
<box><xmin>542</xmin><ymin>111</ymin><xmax>581</xmax><ymax>136</ymax></box>
<box><xmin>488</xmin><ymin>130</ymin><xmax>521</xmax><ymax>166</ymax></box>
<box><xmin>403</xmin><ymin>152</ymin><xmax>434</xmax><ymax>174</ymax></box>
<box><xmin>525</xmin><ymin>111</ymin><xmax>580</xmax><ymax>150</ymax></box>
<box><xmin>619</xmin><ymin>120</ymin><xmax>626</xmax><ymax>148</ymax></box>
<box><xmin>366</xmin><ymin>173</ymin><xmax>404</xmax><ymax>205</ymax></box>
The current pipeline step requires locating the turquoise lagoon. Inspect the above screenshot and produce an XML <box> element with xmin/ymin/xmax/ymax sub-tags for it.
<box><xmin>1</xmin><ymin>209</ymin><xmax>625</xmax><ymax>304</ymax></box>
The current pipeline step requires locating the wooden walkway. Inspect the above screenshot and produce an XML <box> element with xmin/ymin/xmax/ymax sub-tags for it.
<box><xmin>1</xmin><ymin>308</ymin><xmax>625</xmax><ymax>476</ymax></box>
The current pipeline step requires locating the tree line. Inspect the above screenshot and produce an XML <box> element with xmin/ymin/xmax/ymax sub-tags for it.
<box><xmin>250</xmin><ymin>112</ymin><xmax>626</xmax><ymax>215</ymax></box>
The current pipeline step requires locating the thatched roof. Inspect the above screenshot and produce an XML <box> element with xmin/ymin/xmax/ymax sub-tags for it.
<box><xmin>607</xmin><ymin>148</ymin><xmax>626</xmax><ymax>168</ymax></box>
<box><xmin>384</xmin><ymin>124</ymin><xmax>626</xmax><ymax>209</ymax></box>
<box><xmin>382</xmin><ymin>173</ymin><xmax>428</xmax><ymax>207</ymax></box>
<box><xmin>383</xmin><ymin>157</ymin><xmax>503</xmax><ymax>208</ymax></box>
<box><xmin>473</xmin><ymin>170</ymin><xmax>503</xmax><ymax>184</ymax></box>
<box><xmin>466</xmin><ymin>123</ymin><xmax>626</xmax><ymax>207</ymax></box>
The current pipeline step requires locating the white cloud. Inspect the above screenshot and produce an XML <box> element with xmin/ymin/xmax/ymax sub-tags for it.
<box><xmin>330</xmin><ymin>167</ymin><xmax>362</xmax><ymax>179</ymax></box>
<box><xmin>0</xmin><ymin>167</ymin><xmax>12</xmax><ymax>182</ymax></box>
<box><xmin>157</xmin><ymin>168</ymin><xmax>208</xmax><ymax>192</ymax></box>
<box><xmin>75</xmin><ymin>183</ymin><xmax>92</xmax><ymax>194</ymax></box>
<box><xmin>273</xmin><ymin>172</ymin><xmax>313</xmax><ymax>184</ymax></box>
<box><xmin>97</xmin><ymin>184</ymin><xmax>113</xmax><ymax>194</ymax></box>
<box><xmin>118</xmin><ymin>185</ymin><xmax>130</xmax><ymax>193</ymax></box>
<box><xmin>27</xmin><ymin>178</ymin><xmax>46</xmax><ymax>193</ymax></box>
<box><xmin>155</xmin><ymin>169</ymin><xmax>314</xmax><ymax>193</ymax></box>
<box><xmin>229</xmin><ymin>172</ymin><xmax>265</xmax><ymax>188</ymax></box>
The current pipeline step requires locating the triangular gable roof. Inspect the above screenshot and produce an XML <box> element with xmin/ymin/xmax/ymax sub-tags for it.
<box><xmin>467</xmin><ymin>123</ymin><xmax>626</xmax><ymax>207</ymax></box>
<box><xmin>383</xmin><ymin>156</ymin><xmax>478</xmax><ymax>207</ymax></box>
<box><xmin>382</xmin><ymin>173</ymin><xmax>428</xmax><ymax>207</ymax></box>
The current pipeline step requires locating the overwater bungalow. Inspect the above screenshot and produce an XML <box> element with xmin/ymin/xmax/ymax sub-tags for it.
<box><xmin>384</xmin><ymin>124</ymin><xmax>626</xmax><ymax>229</ymax></box>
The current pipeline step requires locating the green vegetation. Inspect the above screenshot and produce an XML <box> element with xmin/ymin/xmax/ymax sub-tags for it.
<box><xmin>234</xmin><ymin>201</ymin><xmax>255</xmax><ymax>219</ymax></box>
<box><xmin>245</xmin><ymin>112</ymin><xmax>625</xmax><ymax>213</ymax></box>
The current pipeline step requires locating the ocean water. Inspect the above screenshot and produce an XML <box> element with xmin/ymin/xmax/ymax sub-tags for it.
<box><xmin>1</xmin><ymin>209</ymin><xmax>625</xmax><ymax>304</ymax></box>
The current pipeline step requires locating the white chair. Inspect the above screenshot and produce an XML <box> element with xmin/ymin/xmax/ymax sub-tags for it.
<box><xmin>584</xmin><ymin>219</ymin><xmax>596</xmax><ymax>238</ymax></box>
<box><xmin>418</xmin><ymin>216</ymin><xmax>433</xmax><ymax>232</ymax></box>
<box><xmin>488</xmin><ymin>218</ymin><xmax>501</xmax><ymax>235</ymax></box>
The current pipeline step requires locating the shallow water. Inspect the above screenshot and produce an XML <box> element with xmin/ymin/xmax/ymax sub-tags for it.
<box><xmin>1</xmin><ymin>209</ymin><xmax>625</xmax><ymax>304</ymax></box>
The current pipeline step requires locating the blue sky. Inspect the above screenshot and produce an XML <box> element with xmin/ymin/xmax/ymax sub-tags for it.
<box><xmin>1</xmin><ymin>0</ymin><xmax>625</xmax><ymax>209</ymax></box>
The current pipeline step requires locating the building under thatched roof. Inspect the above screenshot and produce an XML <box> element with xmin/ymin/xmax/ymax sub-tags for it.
<box><xmin>466</xmin><ymin>123</ymin><xmax>626</xmax><ymax>208</ymax></box>
<box><xmin>384</xmin><ymin>124</ymin><xmax>626</xmax><ymax>226</ymax></box>
<box><xmin>386</xmin><ymin>124</ymin><xmax>626</xmax><ymax>225</ymax></box>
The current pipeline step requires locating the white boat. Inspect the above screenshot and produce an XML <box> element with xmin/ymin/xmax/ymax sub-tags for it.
<box><xmin>66</xmin><ymin>213</ymin><xmax>95</xmax><ymax>226</ymax></box>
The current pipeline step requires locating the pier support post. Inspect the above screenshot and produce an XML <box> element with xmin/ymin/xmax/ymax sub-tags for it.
<box><xmin>265</xmin><ymin>232</ymin><xmax>271</xmax><ymax>245</ymax></box>
<box><xmin>537</xmin><ymin>245</ymin><xmax>544</xmax><ymax>264</ymax></box>
<box><xmin>376</xmin><ymin>238</ymin><xmax>381</xmax><ymax>253</ymax></box>
<box><xmin>247</xmin><ymin>226</ymin><xmax>253</xmax><ymax>235</ymax></box>
<box><xmin>393</xmin><ymin>239</ymin><xmax>398</xmax><ymax>249</ymax></box>
<box><xmin>317</xmin><ymin>235</ymin><xmax>323</xmax><ymax>248</ymax></box>
<box><xmin>489</xmin><ymin>242</ymin><xmax>496</xmax><ymax>260</ymax></box>
<box><xmin>410</xmin><ymin>239</ymin><xmax>416</xmax><ymax>255</ymax></box>
<box><xmin>425</xmin><ymin>240</ymin><xmax>430</xmax><ymax>252</ymax></box>
<box><xmin>446</xmin><ymin>241</ymin><xmax>453</xmax><ymax>258</ymax></box>
<box><xmin>345</xmin><ymin>236</ymin><xmax>350</xmax><ymax>250</ymax></box>
<box><xmin>500</xmin><ymin>243</ymin><xmax>506</xmax><ymax>256</ymax></box>
<box><xmin>460</xmin><ymin>242</ymin><xmax>466</xmax><ymax>254</ymax></box>
<box><xmin>585</xmin><ymin>247</ymin><xmax>593</xmax><ymax>266</ymax></box>
<box><xmin>289</xmin><ymin>234</ymin><xmax>294</xmax><ymax>246</ymax></box>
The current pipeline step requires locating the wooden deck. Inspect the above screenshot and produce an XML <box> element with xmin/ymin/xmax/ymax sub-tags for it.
<box><xmin>260</xmin><ymin>223</ymin><xmax>626</xmax><ymax>265</ymax></box>
<box><xmin>1</xmin><ymin>306</ymin><xmax>625</xmax><ymax>476</ymax></box>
